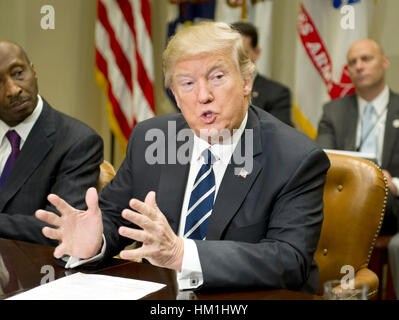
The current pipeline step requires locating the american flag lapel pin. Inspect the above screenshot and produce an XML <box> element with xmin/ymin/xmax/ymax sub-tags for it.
<box><xmin>239</xmin><ymin>168</ymin><xmax>248</xmax><ymax>179</ymax></box>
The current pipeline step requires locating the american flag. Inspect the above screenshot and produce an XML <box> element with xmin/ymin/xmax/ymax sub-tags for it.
<box><xmin>95</xmin><ymin>0</ymin><xmax>155</xmax><ymax>151</ymax></box>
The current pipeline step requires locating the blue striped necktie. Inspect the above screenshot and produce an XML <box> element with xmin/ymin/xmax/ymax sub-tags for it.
<box><xmin>184</xmin><ymin>149</ymin><xmax>216</xmax><ymax>240</ymax></box>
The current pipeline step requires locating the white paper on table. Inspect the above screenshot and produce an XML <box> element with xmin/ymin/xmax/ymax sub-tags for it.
<box><xmin>7</xmin><ymin>272</ymin><xmax>166</xmax><ymax>300</ymax></box>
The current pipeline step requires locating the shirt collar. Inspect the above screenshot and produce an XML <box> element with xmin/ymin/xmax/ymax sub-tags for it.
<box><xmin>357</xmin><ymin>85</ymin><xmax>389</xmax><ymax>116</ymax></box>
<box><xmin>192</xmin><ymin>112</ymin><xmax>248</xmax><ymax>165</ymax></box>
<box><xmin>0</xmin><ymin>95</ymin><xmax>43</xmax><ymax>146</ymax></box>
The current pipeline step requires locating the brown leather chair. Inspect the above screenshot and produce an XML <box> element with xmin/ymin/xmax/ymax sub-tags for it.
<box><xmin>98</xmin><ymin>160</ymin><xmax>116</xmax><ymax>191</ymax></box>
<box><xmin>314</xmin><ymin>152</ymin><xmax>387</xmax><ymax>298</ymax></box>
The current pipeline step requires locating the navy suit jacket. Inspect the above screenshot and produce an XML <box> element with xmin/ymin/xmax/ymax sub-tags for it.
<box><xmin>0</xmin><ymin>98</ymin><xmax>103</xmax><ymax>245</ymax></box>
<box><xmin>251</xmin><ymin>74</ymin><xmax>292</xmax><ymax>126</ymax></box>
<box><xmin>99</xmin><ymin>106</ymin><xmax>330</xmax><ymax>293</ymax></box>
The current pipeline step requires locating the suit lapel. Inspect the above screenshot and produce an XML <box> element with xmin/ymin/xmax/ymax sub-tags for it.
<box><xmin>0</xmin><ymin>101</ymin><xmax>55</xmax><ymax>211</ymax></box>
<box><xmin>382</xmin><ymin>91</ymin><xmax>399</xmax><ymax>168</ymax></box>
<box><xmin>157</xmin><ymin>109</ymin><xmax>263</xmax><ymax>237</ymax></box>
<box><xmin>343</xmin><ymin>95</ymin><xmax>358</xmax><ymax>150</ymax></box>
<box><xmin>156</xmin><ymin>117</ymin><xmax>192</xmax><ymax>233</ymax></box>
<box><xmin>206</xmin><ymin>108</ymin><xmax>263</xmax><ymax>240</ymax></box>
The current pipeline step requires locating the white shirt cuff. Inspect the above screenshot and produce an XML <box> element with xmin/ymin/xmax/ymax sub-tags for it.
<box><xmin>64</xmin><ymin>234</ymin><xmax>107</xmax><ymax>269</ymax></box>
<box><xmin>176</xmin><ymin>238</ymin><xmax>203</xmax><ymax>290</ymax></box>
<box><xmin>392</xmin><ymin>177</ymin><xmax>399</xmax><ymax>197</ymax></box>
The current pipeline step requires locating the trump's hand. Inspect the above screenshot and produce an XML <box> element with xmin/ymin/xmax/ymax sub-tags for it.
<box><xmin>35</xmin><ymin>187</ymin><xmax>104</xmax><ymax>260</ymax></box>
<box><xmin>118</xmin><ymin>191</ymin><xmax>184</xmax><ymax>271</ymax></box>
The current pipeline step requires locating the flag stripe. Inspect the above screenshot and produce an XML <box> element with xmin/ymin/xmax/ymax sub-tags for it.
<box><xmin>120</xmin><ymin>0</ymin><xmax>155</xmax><ymax>112</ymax></box>
<box><xmin>140</xmin><ymin>0</ymin><xmax>151</xmax><ymax>37</ymax></box>
<box><xmin>95</xmin><ymin>49</ymin><xmax>132</xmax><ymax>139</ymax></box>
<box><xmin>131</xmin><ymin>0</ymin><xmax>154</xmax><ymax>81</ymax></box>
<box><xmin>118</xmin><ymin>0</ymin><xmax>155</xmax><ymax>122</ymax></box>
<box><xmin>98</xmin><ymin>0</ymin><xmax>133</xmax><ymax>92</ymax></box>
<box><xmin>95</xmin><ymin>0</ymin><xmax>155</xmax><ymax>147</ymax></box>
<box><xmin>101</xmin><ymin>0</ymin><xmax>136</xmax><ymax>93</ymax></box>
<box><xmin>95</xmin><ymin>20</ymin><xmax>134</xmax><ymax>126</ymax></box>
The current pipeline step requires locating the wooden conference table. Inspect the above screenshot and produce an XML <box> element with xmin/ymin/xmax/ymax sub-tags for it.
<box><xmin>0</xmin><ymin>237</ymin><xmax>321</xmax><ymax>300</ymax></box>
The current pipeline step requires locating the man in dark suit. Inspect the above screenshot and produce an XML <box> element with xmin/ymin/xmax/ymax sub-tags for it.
<box><xmin>0</xmin><ymin>41</ymin><xmax>103</xmax><ymax>245</ymax></box>
<box><xmin>317</xmin><ymin>38</ymin><xmax>399</xmax><ymax>299</ymax></box>
<box><xmin>231</xmin><ymin>22</ymin><xmax>292</xmax><ymax>126</ymax></box>
<box><xmin>316</xmin><ymin>39</ymin><xmax>399</xmax><ymax>236</ymax></box>
<box><xmin>36</xmin><ymin>22</ymin><xmax>329</xmax><ymax>293</ymax></box>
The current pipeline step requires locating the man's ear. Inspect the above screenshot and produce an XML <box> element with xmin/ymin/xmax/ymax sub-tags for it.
<box><xmin>243</xmin><ymin>75</ymin><xmax>253</xmax><ymax>96</ymax></box>
<box><xmin>253</xmin><ymin>46</ymin><xmax>261</xmax><ymax>63</ymax></box>
<box><xmin>31</xmin><ymin>63</ymin><xmax>38</xmax><ymax>79</ymax></box>
<box><xmin>383</xmin><ymin>55</ymin><xmax>390</xmax><ymax>71</ymax></box>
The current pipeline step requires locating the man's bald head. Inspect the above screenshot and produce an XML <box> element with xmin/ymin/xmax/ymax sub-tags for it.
<box><xmin>347</xmin><ymin>39</ymin><xmax>385</xmax><ymax>60</ymax></box>
<box><xmin>346</xmin><ymin>38</ymin><xmax>389</xmax><ymax>101</ymax></box>
<box><xmin>0</xmin><ymin>41</ymin><xmax>31</xmax><ymax>64</ymax></box>
<box><xmin>0</xmin><ymin>40</ymin><xmax>38</xmax><ymax>126</ymax></box>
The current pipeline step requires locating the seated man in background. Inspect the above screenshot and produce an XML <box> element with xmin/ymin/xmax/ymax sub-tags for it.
<box><xmin>316</xmin><ymin>39</ymin><xmax>399</xmax><ymax>236</ymax></box>
<box><xmin>0</xmin><ymin>41</ymin><xmax>103</xmax><ymax>245</ymax></box>
<box><xmin>36</xmin><ymin>22</ymin><xmax>330</xmax><ymax>293</ymax></box>
<box><xmin>231</xmin><ymin>21</ymin><xmax>292</xmax><ymax>126</ymax></box>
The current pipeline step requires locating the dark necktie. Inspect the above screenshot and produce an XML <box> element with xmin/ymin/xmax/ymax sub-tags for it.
<box><xmin>184</xmin><ymin>149</ymin><xmax>216</xmax><ymax>240</ymax></box>
<box><xmin>0</xmin><ymin>130</ymin><xmax>21</xmax><ymax>190</ymax></box>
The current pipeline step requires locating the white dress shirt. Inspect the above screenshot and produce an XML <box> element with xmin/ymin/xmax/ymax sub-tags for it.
<box><xmin>176</xmin><ymin>112</ymin><xmax>248</xmax><ymax>290</ymax></box>
<box><xmin>355</xmin><ymin>85</ymin><xmax>389</xmax><ymax>166</ymax></box>
<box><xmin>355</xmin><ymin>86</ymin><xmax>399</xmax><ymax>195</ymax></box>
<box><xmin>0</xmin><ymin>95</ymin><xmax>43</xmax><ymax>173</ymax></box>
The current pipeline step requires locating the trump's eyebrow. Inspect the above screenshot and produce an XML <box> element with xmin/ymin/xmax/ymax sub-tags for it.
<box><xmin>174</xmin><ymin>60</ymin><xmax>229</xmax><ymax>79</ymax></box>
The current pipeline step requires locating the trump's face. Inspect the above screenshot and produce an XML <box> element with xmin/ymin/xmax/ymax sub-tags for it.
<box><xmin>0</xmin><ymin>42</ymin><xmax>38</xmax><ymax>127</ymax></box>
<box><xmin>171</xmin><ymin>52</ymin><xmax>252</xmax><ymax>142</ymax></box>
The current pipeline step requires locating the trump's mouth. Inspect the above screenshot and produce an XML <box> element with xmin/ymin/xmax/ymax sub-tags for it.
<box><xmin>200</xmin><ymin>111</ymin><xmax>216</xmax><ymax>123</ymax></box>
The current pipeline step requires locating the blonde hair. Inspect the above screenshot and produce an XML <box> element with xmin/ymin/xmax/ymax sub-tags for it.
<box><xmin>163</xmin><ymin>21</ymin><xmax>255</xmax><ymax>89</ymax></box>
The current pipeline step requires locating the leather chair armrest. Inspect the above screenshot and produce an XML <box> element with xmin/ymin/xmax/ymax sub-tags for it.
<box><xmin>354</xmin><ymin>268</ymin><xmax>379</xmax><ymax>299</ymax></box>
